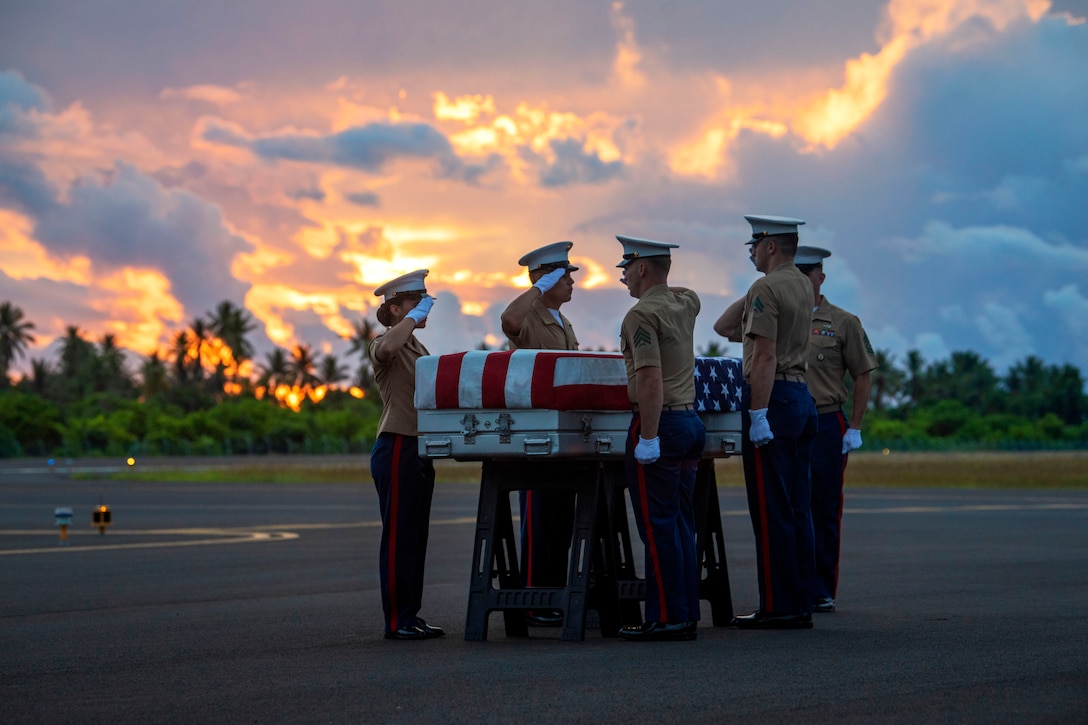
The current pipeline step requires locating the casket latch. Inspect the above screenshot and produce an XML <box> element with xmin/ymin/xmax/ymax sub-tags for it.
<box><xmin>461</xmin><ymin>413</ymin><xmax>479</xmax><ymax>443</ymax></box>
<box><xmin>496</xmin><ymin>413</ymin><xmax>513</xmax><ymax>443</ymax></box>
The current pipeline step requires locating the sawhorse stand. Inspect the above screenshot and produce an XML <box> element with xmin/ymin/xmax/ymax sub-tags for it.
<box><xmin>463</xmin><ymin>456</ymin><xmax>734</xmax><ymax>641</ymax></box>
<box><xmin>464</xmin><ymin>459</ymin><xmax>627</xmax><ymax>641</ymax></box>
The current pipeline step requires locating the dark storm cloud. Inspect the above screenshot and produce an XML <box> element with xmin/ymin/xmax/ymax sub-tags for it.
<box><xmin>530</xmin><ymin>138</ymin><xmax>627</xmax><ymax>188</ymax></box>
<box><xmin>204</xmin><ymin>119</ymin><xmax>502</xmax><ymax>184</ymax></box>
<box><xmin>0</xmin><ymin>159</ymin><xmax>59</xmax><ymax>217</ymax></box>
<box><xmin>29</xmin><ymin>162</ymin><xmax>253</xmax><ymax>312</ymax></box>
<box><xmin>345</xmin><ymin>191</ymin><xmax>380</xmax><ymax>207</ymax></box>
<box><xmin>286</xmin><ymin>185</ymin><xmax>326</xmax><ymax>202</ymax></box>
<box><xmin>0</xmin><ymin>69</ymin><xmax>49</xmax><ymax>137</ymax></box>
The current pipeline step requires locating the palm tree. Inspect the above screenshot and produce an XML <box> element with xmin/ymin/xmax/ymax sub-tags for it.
<box><xmin>346</xmin><ymin>318</ymin><xmax>378</xmax><ymax>389</ymax></box>
<box><xmin>28</xmin><ymin>357</ymin><xmax>52</xmax><ymax>395</ymax></box>
<box><xmin>259</xmin><ymin>347</ymin><xmax>291</xmax><ymax>389</ymax></box>
<box><xmin>904</xmin><ymin>349</ymin><xmax>926</xmax><ymax>408</ymax></box>
<box><xmin>170</xmin><ymin>330</ymin><xmax>193</xmax><ymax>384</ymax></box>
<box><xmin>0</xmin><ymin>301</ymin><xmax>36</xmax><ymax>383</ymax></box>
<box><xmin>870</xmin><ymin>349</ymin><xmax>905</xmax><ymax>412</ymax></box>
<box><xmin>318</xmin><ymin>354</ymin><xmax>349</xmax><ymax>387</ymax></box>
<box><xmin>698</xmin><ymin>340</ymin><xmax>728</xmax><ymax>357</ymax></box>
<box><xmin>209</xmin><ymin>300</ymin><xmax>256</xmax><ymax>364</ymax></box>
<box><xmin>140</xmin><ymin>352</ymin><xmax>170</xmax><ymax>399</ymax></box>
<box><xmin>289</xmin><ymin>344</ymin><xmax>320</xmax><ymax>387</ymax></box>
<box><xmin>186</xmin><ymin>317</ymin><xmax>212</xmax><ymax>381</ymax></box>
<box><xmin>98</xmin><ymin>334</ymin><xmax>129</xmax><ymax>385</ymax></box>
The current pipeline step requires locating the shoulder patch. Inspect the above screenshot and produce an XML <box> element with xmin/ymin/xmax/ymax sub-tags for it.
<box><xmin>863</xmin><ymin>331</ymin><xmax>874</xmax><ymax>354</ymax></box>
<box><xmin>633</xmin><ymin>326</ymin><xmax>653</xmax><ymax>349</ymax></box>
<box><xmin>752</xmin><ymin>296</ymin><xmax>765</xmax><ymax>315</ymax></box>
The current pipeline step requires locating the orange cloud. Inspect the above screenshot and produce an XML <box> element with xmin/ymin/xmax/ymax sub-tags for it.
<box><xmin>0</xmin><ymin>210</ymin><xmax>94</xmax><ymax>284</ymax></box>
<box><xmin>90</xmin><ymin>267</ymin><xmax>185</xmax><ymax>354</ymax></box>
<box><xmin>798</xmin><ymin>0</ymin><xmax>1051</xmax><ymax>149</ymax></box>
<box><xmin>611</xmin><ymin>1</ymin><xmax>645</xmax><ymax>90</ymax></box>
<box><xmin>668</xmin><ymin>0</ymin><xmax>1052</xmax><ymax>179</ymax></box>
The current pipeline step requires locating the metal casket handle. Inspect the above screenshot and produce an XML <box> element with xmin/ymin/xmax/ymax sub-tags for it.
<box><xmin>424</xmin><ymin>437</ymin><xmax>453</xmax><ymax>458</ymax></box>
<box><xmin>523</xmin><ymin>437</ymin><xmax>553</xmax><ymax>456</ymax></box>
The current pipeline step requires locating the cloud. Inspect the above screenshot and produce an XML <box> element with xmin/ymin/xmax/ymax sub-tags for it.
<box><xmin>0</xmin><ymin>158</ymin><xmax>59</xmax><ymax>216</ymax></box>
<box><xmin>345</xmin><ymin>191</ymin><xmax>380</xmax><ymax>207</ymax></box>
<box><xmin>532</xmin><ymin>137</ymin><xmax>627</xmax><ymax>187</ymax></box>
<box><xmin>0</xmin><ymin>69</ymin><xmax>51</xmax><ymax>137</ymax></box>
<box><xmin>160</xmin><ymin>84</ymin><xmax>244</xmax><ymax>106</ymax></box>
<box><xmin>29</xmin><ymin>162</ymin><xmax>253</xmax><ymax>313</ymax></box>
<box><xmin>201</xmin><ymin>117</ymin><xmax>500</xmax><ymax>183</ymax></box>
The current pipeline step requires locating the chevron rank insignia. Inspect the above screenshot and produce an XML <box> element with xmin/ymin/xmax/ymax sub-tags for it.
<box><xmin>633</xmin><ymin>326</ymin><xmax>653</xmax><ymax>349</ymax></box>
<box><xmin>752</xmin><ymin>296</ymin><xmax>765</xmax><ymax>315</ymax></box>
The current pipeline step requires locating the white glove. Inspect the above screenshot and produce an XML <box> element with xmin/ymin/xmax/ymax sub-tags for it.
<box><xmin>842</xmin><ymin>428</ymin><xmax>863</xmax><ymax>455</ymax></box>
<box><xmin>405</xmin><ymin>295</ymin><xmax>435</xmax><ymax>324</ymax></box>
<box><xmin>748</xmin><ymin>408</ymin><xmax>774</xmax><ymax>447</ymax></box>
<box><xmin>634</xmin><ymin>436</ymin><xmax>660</xmax><ymax>464</ymax></box>
<box><xmin>533</xmin><ymin>267</ymin><xmax>567</xmax><ymax>294</ymax></box>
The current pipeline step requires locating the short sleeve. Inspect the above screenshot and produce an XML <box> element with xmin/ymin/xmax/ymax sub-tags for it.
<box><xmin>621</xmin><ymin>308</ymin><xmax>662</xmax><ymax>370</ymax></box>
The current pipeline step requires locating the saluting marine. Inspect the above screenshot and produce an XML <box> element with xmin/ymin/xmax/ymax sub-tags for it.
<box><xmin>714</xmin><ymin>215</ymin><xmax>819</xmax><ymax>630</ymax></box>
<box><xmin>368</xmin><ymin>270</ymin><xmax>446</xmax><ymax>641</ymax></box>
<box><xmin>795</xmin><ymin>246</ymin><xmax>878</xmax><ymax>614</ymax></box>
<box><xmin>614</xmin><ymin>235</ymin><xmax>706</xmax><ymax>642</ymax></box>
<box><xmin>500</xmin><ymin>241</ymin><xmax>580</xmax><ymax>627</ymax></box>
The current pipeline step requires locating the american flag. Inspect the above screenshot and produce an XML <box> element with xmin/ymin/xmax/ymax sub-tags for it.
<box><xmin>416</xmin><ymin>350</ymin><xmax>743</xmax><ymax>413</ymax></box>
<box><xmin>693</xmin><ymin>357</ymin><xmax>743</xmax><ymax>413</ymax></box>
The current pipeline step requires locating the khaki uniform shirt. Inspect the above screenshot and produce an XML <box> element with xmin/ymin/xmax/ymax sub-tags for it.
<box><xmin>806</xmin><ymin>296</ymin><xmax>879</xmax><ymax>411</ymax></box>
<box><xmin>368</xmin><ymin>330</ymin><xmax>429</xmax><ymax>437</ymax></box>
<box><xmin>620</xmin><ymin>285</ymin><xmax>700</xmax><ymax>407</ymax></box>
<box><xmin>742</xmin><ymin>264</ymin><xmax>813</xmax><ymax>381</ymax></box>
<box><xmin>507</xmin><ymin>297</ymin><xmax>579</xmax><ymax>351</ymax></box>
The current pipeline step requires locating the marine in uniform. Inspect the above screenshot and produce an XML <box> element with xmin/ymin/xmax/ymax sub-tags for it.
<box><xmin>614</xmin><ymin>236</ymin><xmax>706</xmax><ymax>642</ymax></box>
<box><xmin>713</xmin><ymin>215</ymin><xmax>818</xmax><ymax>630</ymax></box>
<box><xmin>368</xmin><ymin>270</ymin><xmax>446</xmax><ymax>640</ymax></box>
<box><xmin>795</xmin><ymin>246</ymin><xmax>878</xmax><ymax>614</ymax></box>
<box><xmin>500</xmin><ymin>242</ymin><xmax>580</xmax><ymax>627</ymax></box>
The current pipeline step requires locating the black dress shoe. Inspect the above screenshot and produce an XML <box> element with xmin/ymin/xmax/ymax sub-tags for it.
<box><xmin>813</xmin><ymin>596</ymin><xmax>836</xmax><ymax>613</ymax></box>
<box><xmin>618</xmin><ymin>621</ymin><xmax>697</xmax><ymax>641</ymax></box>
<box><xmin>728</xmin><ymin>610</ymin><xmax>813</xmax><ymax>630</ymax></box>
<box><xmin>415</xmin><ymin>619</ymin><xmax>447</xmax><ymax>638</ymax></box>
<box><xmin>384</xmin><ymin>625</ymin><xmax>428</xmax><ymax>640</ymax></box>
<box><xmin>525</xmin><ymin>610</ymin><xmax>563</xmax><ymax>627</ymax></box>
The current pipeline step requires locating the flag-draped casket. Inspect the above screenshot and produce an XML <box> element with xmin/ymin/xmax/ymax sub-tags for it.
<box><xmin>415</xmin><ymin>350</ymin><xmax>743</xmax><ymax>460</ymax></box>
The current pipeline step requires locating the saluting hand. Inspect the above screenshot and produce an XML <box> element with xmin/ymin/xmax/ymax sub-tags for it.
<box><xmin>634</xmin><ymin>436</ymin><xmax>660</xmax><ymax>464</ymax></box>
<box><xmin>748</xmin><ymin>408</ymin><xmax>774</xmax><ymax>447</ymax></box>
<box><xmin>533</xmin><ymin>267</ymin><xmax>567</xmax><ymax>294</ymax></box>
<box><xmin>406</xmin><ymin>295</ymin><xmax>435</xmax><ymax>324</ymax></box>
<box><xmin>842</xmin><ymin>428</ymin><xmax>863</xmax><ymax>455</ymax></box>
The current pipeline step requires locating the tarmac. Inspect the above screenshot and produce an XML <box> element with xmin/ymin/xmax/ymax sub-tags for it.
<box><xmin>3</xmin><ymin>458</ymin><xmax>1087</xmax><ymax>723</ymax></box>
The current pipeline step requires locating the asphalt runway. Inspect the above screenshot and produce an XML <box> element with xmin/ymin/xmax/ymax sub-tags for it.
<box><xmin>3</xmin><ymin>463</ymin><xmax>1088</xmax><ymax>724</ymax></box>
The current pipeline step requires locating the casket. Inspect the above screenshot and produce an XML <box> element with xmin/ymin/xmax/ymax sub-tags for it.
<box><xmin>415</xmin><ymin>350</ymin><xmax>744</xmax><ymax>461</ymax></box>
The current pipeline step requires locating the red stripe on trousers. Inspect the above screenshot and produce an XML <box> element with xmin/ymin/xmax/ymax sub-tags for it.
<box><xmin>835</xmin><ymin>412</ymin><xmax>849</xmax><ymax>596</ymax></box>
<box><xmin>524</xmin><ymin>490</ymin><xmax>535</xmax><ymax>586</ymax></box>
<box><xmin>388</xmin><ymin>435</ymin><xmax>402</xmax><ymax>629</ymax></box>
<box><xmin>434</xmin><ymin>351</ymin><xmax>467</xmax><ymax>408</ymax></box>
<box><xmin>753</xmin><ymin>446</ymin><xmax>774</xmax><ymax>612</ymax></box>
<box><xmin>631</xmin><ymin>419</ymin><xmax>668</xmax><ymax>621</ymax></box>
<box><xmin>481</xmin><ymin>350</ymin><xmax>514</xmax><ymax>408</ymax></box>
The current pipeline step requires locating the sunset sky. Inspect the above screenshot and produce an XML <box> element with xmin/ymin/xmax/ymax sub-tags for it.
<box><xmin>2</xmin><ymin>0</ymin><xmax>1086</xmax><ymax>380</ymax></box>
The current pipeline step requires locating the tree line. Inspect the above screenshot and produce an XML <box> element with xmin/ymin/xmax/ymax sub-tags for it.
<box><xmin>1</xmin><ymin>300</ymin><xmax>1085</xmax><ymax>457</ymax></box>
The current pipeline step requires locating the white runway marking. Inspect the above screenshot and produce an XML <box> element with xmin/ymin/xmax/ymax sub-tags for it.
<box><xmin>0</xmin><ymin>516</ymin><xmax>479</xmax><ymax>556</ymax></box>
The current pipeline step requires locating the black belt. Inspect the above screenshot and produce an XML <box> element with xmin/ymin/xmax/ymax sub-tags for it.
<box><xmin>774</xmin><ymin>373</ymin><xmax>805</xmax><ymax>383</ymax></box>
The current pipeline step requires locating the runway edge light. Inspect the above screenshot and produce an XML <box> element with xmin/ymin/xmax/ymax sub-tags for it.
<box><xmin>93</xmin><ymin>505</ymin><xmax>112</xmax><ymax>535</ymax></box>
